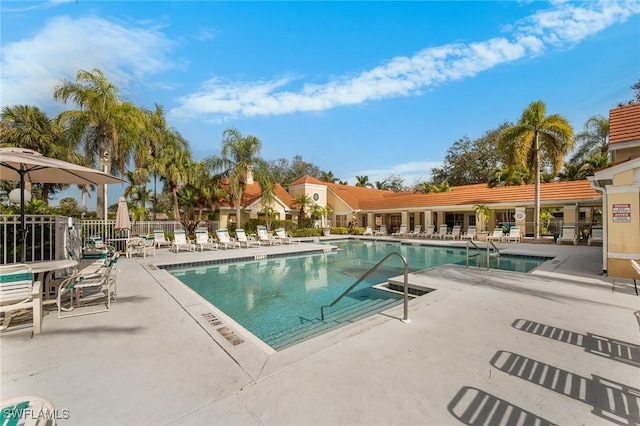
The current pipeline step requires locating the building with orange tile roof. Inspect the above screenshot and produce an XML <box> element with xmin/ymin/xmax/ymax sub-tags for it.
<box><xmin>589</xmin><ymin>103</ymin><xmax>640</xmax><ymax>278</ymax></box>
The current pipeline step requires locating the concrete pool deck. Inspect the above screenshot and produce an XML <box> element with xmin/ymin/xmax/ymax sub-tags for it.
<box><xmin>1</xmin><ymin>238</ymin><xmax>639</xmax><ymax>425</ymax></box>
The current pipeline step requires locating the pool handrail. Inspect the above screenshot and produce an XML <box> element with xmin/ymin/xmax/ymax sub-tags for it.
<box><xmin>321</xmin><ymin>252</ymin><xmax>410</xmax><ymax>323</ymax></box>
<box><xmin>466</xmin><ymin>240</ymin><xmax>501</xmax><ymax>270</ymax></box>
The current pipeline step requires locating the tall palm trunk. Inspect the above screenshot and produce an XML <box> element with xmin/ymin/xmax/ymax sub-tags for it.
<box><xmin>171</xmin><ymin>185</ymin><xmax>181</xmax><ymax>221</ymax></box>
<box><xmin>534</xmin><ymin>132</ymin><xmax>540</xmax><ymax>239</ymax></box>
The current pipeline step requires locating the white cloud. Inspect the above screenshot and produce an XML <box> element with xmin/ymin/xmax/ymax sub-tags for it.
<box><xmin>171</xmin><ymin>0</ymin><xmax>640</xmax><ymax>121</ymax></box>
<box><xmin>0</xmin><ymin>15</ymin><xmax>176</xmax><ymax>110</ymax></box>
<box><xmin>344</xmin><ymin>161</ymin><xmax>442</xmax><ymax>187</ymax></box>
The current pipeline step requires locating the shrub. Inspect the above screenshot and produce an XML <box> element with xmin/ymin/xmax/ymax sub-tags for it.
<box><xmin>330</xmin><ymin>226</ymin><xmax>349</xmax><ymax>235</ymax></box>
<box><xmin>351</xmin><ymin>226</ymin><xmax>365</xmax><ymax>235</ymax></box>
<box><xmin>289</xmin><ymin>227</ymin><xmax>323</xmax><ymax>237</ymax></box>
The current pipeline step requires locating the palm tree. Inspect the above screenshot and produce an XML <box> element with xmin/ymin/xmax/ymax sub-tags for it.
<box><xmin>205</xmin><ymin>128</ymin><xmax>273</xmax><ymax>225</ymax></box>
<box><xmin>319</xmin><ymin>170</ymin><xmax>340</xmax><ymax>183</ymax></box>
<box><xmin>499</xmin><ymin>101</ymin><xmax>573</xmax><ymax>238</ymax></box>
<box><xmin>355</xmin><ymin>175</ymin><xmax>373</xmax><ymax>187</ymax></box>
<box><xmin>0</xmin><ymin>105</ymin><xmax>75</xmax><ymax>204</ymax></box>
<box><xmin>53</xmin><ymin>68</ymin><xmax>146</xmax><ymax>217</ymax></box>
<box><xmin>570</xmin><ymin>115</ymin><xmax>609</xmax><ymax>163</ymax></box>
<box><xmin>292</xmin><ymin>193</ymin><xmax>313</xmax><ymax>225</ymax></box>
<box><xmin>158</xmin><ymin>134</ymin><xmax>192</xmax><ymax>221</ymax></box>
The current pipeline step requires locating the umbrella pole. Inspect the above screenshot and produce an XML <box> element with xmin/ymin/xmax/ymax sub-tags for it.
<box><xmin>19</xmin><ymin>165</ymin><xmax>26</xmax><ymax>263</ymax></box>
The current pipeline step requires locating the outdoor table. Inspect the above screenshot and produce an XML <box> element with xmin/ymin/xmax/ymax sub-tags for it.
<box><xmin>26</xmin><ymin>259</ymin><xmax>79</xmax><ymax>301</ymax></box>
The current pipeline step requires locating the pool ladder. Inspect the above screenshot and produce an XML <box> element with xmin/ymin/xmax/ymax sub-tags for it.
<box><xmin>320</xmin><ymin>252</ymin><xmax>410</xmax><ymax>323</ymax></box>
<box><xmin>466</xmin><ymin>240</ymin><xmax>501</xmax><ymax>270</ymax></box>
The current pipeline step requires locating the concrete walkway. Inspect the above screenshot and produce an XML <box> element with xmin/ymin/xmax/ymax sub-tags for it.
<box><xmin>1</xmin><ymin>238</ymin><xmax>639</xmax><ymax>425</ymax></box>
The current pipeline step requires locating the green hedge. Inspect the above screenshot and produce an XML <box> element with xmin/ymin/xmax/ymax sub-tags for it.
<box><xmin>289</xmin><ymin>228</ymin><xmax>323</xmax><ymax>237</ymax></box>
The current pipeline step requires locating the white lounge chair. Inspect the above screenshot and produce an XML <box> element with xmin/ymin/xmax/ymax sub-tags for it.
<box><xmin>444</xmin><ymin>225</ymin><xmax>462</xmax><ymax>240</ymax></box>
<box><xmin>194</xmin><ymin>229</ymin><xmax>218</xmax><ymax>251</ymax></box>
<box><xmin>374</xmin><ymin>225</ymin><xmax>387</xmax><ymax>236</ymax></box>
<box><xmin>216</xmin><ymin>229</ymin><xmax>241</xmax><ymax>249</ymax></box>
<box><xmin>503</xmin><ymin>226</ymin><xmax>521</xmax><ymax>243</ymax></box>
<box><xmin>171</xmin><ymin>230</ymin><xmax>194</xmax><ymax>252</ymax></box>
<box><xmin>236</xmin><ymin>229</ymin><xmax>260</xmax><ymax>247</ymax></box>
<box><xmin>391</xmin><ymin>225</ymin><xmax>407</xmax><ymax>237</ymax></box>
<box><xmin>420</xmin><ymin>226</ymin><xmax>436</xmax><ymax>239</ymax></box>
<box><xmin>0</xmin><ymin>264</ymin><xmax>42</xmax><ymax>334</ymax></box>
<box><xmin>363</xmin><ymin>226</ymin><xmax>374</xmax><ymax>236</ymax></box>
<box><xmin>432</xmin><ymin>224</ymin><xmax>449</xmax><ymax>239</ymax></box>
<box><xmin>557</xmin><ymin>225</ymin><xmax>578</xmax><ymax>245</ymax></box>
<box><xmin>153</xmin><ymin>230</ymin><xmax>172</xmax><ymax>249</ymax></box>
<box><xmin>461</xmin><ymin>226</ymin><xmax>477</xmax><ymax>240</ymax></box>
<box><xmin>275</xmin><ymin>228</ymin><xmax>299</xmax><ymax>244</ymax></box>
<box><xmin>407</xmin><ymin>225</ymin><xmax>422</xmax><ymax>238</ymax></box>
<box><xmin>486</xmin><ymin>229</ymin><xmax>504</xmax><ymax>242</ymax></box>
<box><xmin>588</xmin><ymin>226</ymin><xmax>603</xmax><ymax>246</ymax></box>
<box><xmin>256</xmin><ymin>225</ymin><xmax>282</xmax><ymax>245</ymax></box>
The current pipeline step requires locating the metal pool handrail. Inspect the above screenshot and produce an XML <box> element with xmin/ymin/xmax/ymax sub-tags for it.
<box><xmin>320</xmin><ymin>252</ymin><xmax>410</xmax><ymax>323</ymax></box>
<box><xmin>466</xmin><ymin>240</ymin><xmax>501</xmax><ymax>271</ymax></box>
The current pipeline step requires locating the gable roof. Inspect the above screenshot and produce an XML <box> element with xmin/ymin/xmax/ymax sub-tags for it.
<box><xmin>218</xmin><ymin>181</ymin><xmax>295</xmax><ymax>210</ymax></box>
<box><xmin>609</xmin><ymin>103</ymin><xmax>640</xmax><ymax>145</ymax></box>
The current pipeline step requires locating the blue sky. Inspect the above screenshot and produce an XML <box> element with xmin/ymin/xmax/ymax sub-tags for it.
<box><xmin>1</xmin><ymin>1</ymin><xmax>639</xmax><ymax>208</ymax></box>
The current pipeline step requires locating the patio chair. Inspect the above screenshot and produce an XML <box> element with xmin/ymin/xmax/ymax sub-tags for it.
<box><xmin>236</xmin><ymin>229</ymin><xmax>260</xmax><ymax>247</ymax></box>
<box><xmin>503</xmin><ymin>226</ymin><xmax>521</xmax><ymax>243</ymax></box>
<box><xmin>363</xmin><ymin>226</ymin><xmax>374</xmax><ymax>236</ymax></box>
<box><xmin>194</xmin><ymin>229</ymin><xmax>218</xmax><ymax>251</ymax></box>
<box><xmin>557</xmin><ymin>225</ymin><xmax>578</xmax><ymax>245</ymax></box>
<box><xmin>391</xmin><ymin>224</ymin><xmax>407</xmax><ymax>237</ymax></box>
<box><xmin>486</xmin><ymin>229</ymin><xmax>504</xmax><ymax>242</ymax></box>
<box><xmin>419</xmin><ymin>226</ymin><xmax>436</xmax><ymax>239</ymax></box>
<box><xmin>461</xmin><ymin>225</ymin><xmax>477</xmax><ymax>240</ymax></box>
<box><xmin>374</xmin><ymin>225</ymin><xmax>387</xmax><ymax>236</ymax></box>
<box><xmin>588</xmin><ymin>226</ymin><xmax>603</xmax><ymax>246</ymax></box>
<box><xmin>57</xmin><ymin>253</ymin><xmax>120</xmax><ymax>318</ymax></box>
<box><xmin>1</xmin><ymin>395</ymin><xmax>57</xmax><ymax>426</ymax></box>
<box><xmin>257</xmin><ymin>225</ymin><xmax>282</xmax><ymax>245</ymax></box>
<box><xmin>0</xmin><ymin>264</ymin><xmax>42</xmax><ymax>334</ymax></box>
<box><xmin>275</xmin><ymin>228</ymin><xmax>299</xmax><ymax>244</ymax></box>
<box><xmin>171</xmin><ymin>230</ymin><xmax>194</xmax><ymax>252</ymax></box>
<box><xmin>407</xmin><ymin>225</ymin><xmax>422</xmax><ymax>238</ymax></box>
<box><xmin>153</xmin><ymin>230</ymin><xmax>172</xmax><ymax>249</ymax></box>
<box><xmin>432</xmin><ymin>224</ymin><xmax>449</xmax><ymax>239</ymax></box>
<box><xmin>216</xmin><ymin>229</ymin><xmax>241</xmax><ymax>249</ymax></box>
<box><xmin>443</xmin><ymin>225</ymin><xmax>462</xmax><ymax>240</ymax></box>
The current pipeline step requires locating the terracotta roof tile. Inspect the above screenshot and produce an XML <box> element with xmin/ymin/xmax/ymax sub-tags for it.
<box><xmin>609</xmin><ymin>103</ymin><xmax>640</xmax><ymax>145</ymax></box>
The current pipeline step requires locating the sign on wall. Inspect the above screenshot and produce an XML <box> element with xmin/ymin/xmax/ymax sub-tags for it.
<box><xmin>612</xmin><ymin>203</ymin><xmax>631</xmax><ymax>223</ymax></box>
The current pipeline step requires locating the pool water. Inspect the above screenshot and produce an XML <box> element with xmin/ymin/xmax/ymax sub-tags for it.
<box><xmin>171</xmin><ymin>241</ymin><xmax>549</xmax><ymax>350</ymax></box>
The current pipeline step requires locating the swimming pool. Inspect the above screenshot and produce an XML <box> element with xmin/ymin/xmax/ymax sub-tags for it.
<box><xmin>170</xmin><ymin>240</ymin><xmax>549</xmax><ymax>350</ymax></box>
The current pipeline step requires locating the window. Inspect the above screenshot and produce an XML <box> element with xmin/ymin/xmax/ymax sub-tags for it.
<box><xmin>312</xmin><ymin>193</ymin><xmax>319</xmax><ymax>201</ymax></box>
<box><xmin>335</xmin><ymin>214</ymin><xmax>347</xmax><ymax>227</ymax></box>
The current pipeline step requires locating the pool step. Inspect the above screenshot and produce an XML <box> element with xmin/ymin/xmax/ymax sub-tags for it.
<box><xmin>264</xmin><ymin>297</ymin><xmax>402</xmax><ymax>350</ymax></box>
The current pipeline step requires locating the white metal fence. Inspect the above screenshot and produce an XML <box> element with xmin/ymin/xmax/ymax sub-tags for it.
<box><xmin>1</xmin><ymin>215</ymin><xmax>219</xmax><ymax>264</ymax></box>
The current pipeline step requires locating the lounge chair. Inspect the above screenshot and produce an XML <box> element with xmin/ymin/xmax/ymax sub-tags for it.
<box><xmin>557</xmin><ymin>225</ymin><xmax>578</xmax><ymax>245</ymax></box>
<box><xmin>461</xmin><ymin>226</ymin><xmax>477</xmax><ymax>240</ymax></box>
<box><xmin>194</xmin><ymin>229</ymin><xmax>218</xmax><ymax>251</ymax></box>
<box><xmin>0</xmin><ymin>264</ymin><xmax>42</xmax><ymax>334</ymax></box>
<box><xmin>407</xmin><ymin>225</ymin><xmax>422</xmax><ymax>238</ymax></box>
<box><xmin>363</xmin><ymin>226</ymin><xmax>374</xmax><ymax>236</ymax></box>
<box><xmin>256</xmin><ymin>225</ymin><xmax>282</xmax><ymax>245</ymax></box>
<box><xmin>57</xmin><ymin>253</ymin><xmax>120</xmax><ymax>318</ymax></box>
<box><xmin>391</xmin><ymin>225</ymin><xmax>407</xmax><ymax>237</ymax></box>
<box><xmin>374</xmin><ymin>225</ymin><xmax>387</xmax><ymax>236</ymax></box>
<box><xmin>419</xmin><ymin>226</ymin><xmax>436</xmax><ymax>239</ymax></box>
<box><xmin>153</xmin><ymin>230</ymin><xmax>172</xmax><ymax>249</ymax></box>
<box><xmin>486</xmin><ymin>229</ymin><xmax>504</xmax><ymax>242</ymax></box>
<box><xmin>443</xmin><ymin>225</ymin><xmax>462</xmax><ymax>240</ymax></box>
<box><xmin>588</xmin><ymin>226</ymin><xmax>603</xmax><ymax>246</ymax></box>
<box><xmin>127</xmin><ymin>236</ymin><xmax>156</xmax><ymax>258</ymax></box>
<box><xmin>503</xmin><ymin>226</ymin><xmax>521</xmax><ymax>243</ymax></box>
<box><xmin>236</xmin><ymin>229</ymin><xmax>260</xmax><ymax>247</ymax></box>
<box><xmin>171</xmin><ymin>230</ymin><xmax>194</xmax><ymax>252</ymax></box>
<box><xmin>275</xmin><ymin>228</ymin><xmax>299</xmax><ymax>244</ymax></box>
<box><xmin>432</xmin><ymin>224</ymin><xmax>449</xmax><ymax>239</ymax></box>
<box><xmin>216</xmin><ymin>229</ymin><xmax>241</xmax><ymax>249</ymax></box>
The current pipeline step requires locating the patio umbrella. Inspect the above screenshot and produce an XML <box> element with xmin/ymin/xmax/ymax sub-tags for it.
<box><xmin>0</xmin><ymin>147</ymin><xmax>125</xmax><ymax>262</ymax></box>
<box><xmin>114</xmin><ymin>196</ymin><xmax>131</xmax><ymax>236</ymax></box>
